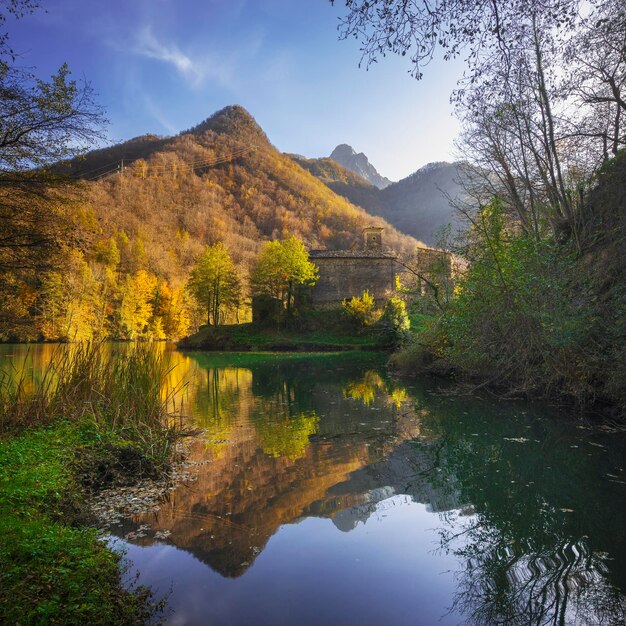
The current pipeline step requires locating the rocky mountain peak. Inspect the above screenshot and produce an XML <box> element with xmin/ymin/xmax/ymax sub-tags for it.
<box><xmin>329</xmin><ymin>144</ymin><xmax>392</xmax><ymax>190</ymax></box>
<box><xmin>330</xmin><ymin>144</ymin><xmax>358</xmax><ymax>160</ymax></box>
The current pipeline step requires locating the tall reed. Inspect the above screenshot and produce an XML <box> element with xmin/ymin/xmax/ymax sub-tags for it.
<box><xmin>0</xmin><ymin>343</ymin><xmax>187</xmax><ymax>469</ymax></box>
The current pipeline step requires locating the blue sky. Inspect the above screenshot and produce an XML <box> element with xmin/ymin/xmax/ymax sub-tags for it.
<box><xmin>8</xmin><ymin>0</ymin><xmax>463</xmax><ymax>181</ymax></box>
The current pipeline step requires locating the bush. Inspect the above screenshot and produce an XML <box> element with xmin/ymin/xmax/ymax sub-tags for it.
<box><xmin>417</xmin><ymin>197</ymin><xmax>625</xmax><ymax>413</ymax></box>
<box><xmin>376</xmin><ymin>298</ymin><xmax>411</xmax><ymax>346</ymax></box>
<box><xmin>342</xmin><ymin>290</ymin><xmax>376</xmax><ymax>329</ymax></box>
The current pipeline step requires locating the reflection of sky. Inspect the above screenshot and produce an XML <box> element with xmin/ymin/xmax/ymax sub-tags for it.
<box><xmin>6</xmin><ymin>0</ymin><xmax>462</xmax><ymax>180</ymax></box>
<box><xmin>119</xmin><ymin>498</ymin><xmax>465</xmax><ymax>626</ymax></box>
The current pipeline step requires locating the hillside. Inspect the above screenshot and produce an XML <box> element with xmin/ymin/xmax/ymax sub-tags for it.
<box><xmin>377</xmin><ymin>162</ymin><xmax>465</xmax><ymax>245</ymax></box>
<box><xmin>71</xmin><ymin>106</ymin><xmax>419</xmax><ymax>275</ymax></box>
<box><xmin>292</xmin><ymin>154</ymin><xmax>465</xmax><ymax>246</ymax></box>
<box><xmin>288</xmin><ymin>154</ymin><xmax>384</xmax><ymax>213</ymax></box>
<box><xmin>3</xmin><ymin>105</ymin><xmax>421</xmax><ymax>342</ymax></box>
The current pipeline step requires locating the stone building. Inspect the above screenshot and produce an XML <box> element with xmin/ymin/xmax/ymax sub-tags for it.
<box><xmin>414</xmin><ymin>246</ymin><xmax>453</xmax><ymax>295</ymax></box>
<box><xmin>309</xmin><ymin>227</ymin><xmax>397</xmax><ymax>306</ymax></box>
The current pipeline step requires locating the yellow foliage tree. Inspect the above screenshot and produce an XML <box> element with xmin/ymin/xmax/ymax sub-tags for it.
<box><xmin>119</xmin><ymin>270</ymin><xmax>158</xmax><ymax>339</ymax></box>
<box><xmin>187</xmin><ymin>243</ymin><xmax>242</xmax><ymax>326</ymax></box>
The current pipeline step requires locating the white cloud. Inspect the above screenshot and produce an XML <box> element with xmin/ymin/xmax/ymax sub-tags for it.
<box><xmin>133</xmin><ymin>26</ymin><xmax>206</xmax><ymax>88</ymax></box>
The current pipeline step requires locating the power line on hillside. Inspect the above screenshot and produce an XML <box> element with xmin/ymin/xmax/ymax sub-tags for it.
<box><xmin>79</xmin><ymin>145</ymin><xmax>258</xmax><ymax>181</ymax></box>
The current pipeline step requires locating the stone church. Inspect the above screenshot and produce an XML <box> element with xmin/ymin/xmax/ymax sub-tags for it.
<box><xmin>309</xmin><ymin>228</ymin><xmax>397</xmax><ymax>306</ymax></box>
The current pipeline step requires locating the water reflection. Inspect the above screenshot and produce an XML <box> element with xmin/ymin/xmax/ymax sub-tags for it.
<box><xmin>414</xmin><ymin>404</ymin><xmax>626</xmax><ymax>625</ymax></box>
<box><xmin>130</xmin><ymin>353</ymin><xmax>626</xmax><ymax>624</ymax></box>
<box><xmin>122</xmin><ymin>353</ymin><xmax>424</xmax><ymax>578</ymax></box>
<box><xmin>1</xmin><ymin>345</ymin><xmax>624</xmax><ymax>625</ymax></box>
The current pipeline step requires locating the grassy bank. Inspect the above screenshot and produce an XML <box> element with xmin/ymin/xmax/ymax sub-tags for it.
<box><xmin>0</xmin><ymin>422</ymin><xmax>161</xmax><ymax>624</ymax></box>
<box><xmin>177</xmin><ymin>322</ymin><xmax>387</xmax><ymax>351</ymax></box>
<box><xmin>0</xmin><ymin>343</ymin><xmax>184</xmax><ymax>624</ymax></box>
<box><xmin>179</xmin><ymin>304</ymin><xmax>389</xmax><ymax>351</ymax></box>
<box><xmin>179</xmin><ymin>303</ymin><xmax>417</xmax><ymax>352</ymax></box>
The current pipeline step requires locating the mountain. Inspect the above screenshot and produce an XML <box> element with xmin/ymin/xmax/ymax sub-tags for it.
<box><xmin>62</xmin><ymin>106</ymin><xmax>421</xmax><ymax>278</ymax></box>
<box><xmin>6</xmin><ymin>105</ymin><xmax>422</xmax><ymax>341</ymax></box>
<box><xmin>292</xmin><ymin>154</ymin><xmax>465</xmax><ymax>246</ymax></box>
<box><xmin>329</xmin><ymin>144</ymin><xmax>392</xmax><ymax>189</ymax></box>
<box><xmin>288</xmin><ymin>154</ymin><xmax>383</xmax><ymax>212</ymax></box>
<box><xmin>376</xmin><ymin>162</ymin><xmax>465</xmax><ymax>246</ymax></box>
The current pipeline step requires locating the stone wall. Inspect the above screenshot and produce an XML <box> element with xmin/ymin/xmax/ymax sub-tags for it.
<box><xmin>311</xmin><ymin>257</ymin><xmax>396</xmax><ymax>304</ymax></box>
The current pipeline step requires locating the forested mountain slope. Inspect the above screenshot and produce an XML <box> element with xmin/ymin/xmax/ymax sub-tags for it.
<box><xmin>288</xmin><ymin>154</ymin><xmax>384</xmax><ymax>215</ymax></box>
<box><xmin>73</xmin><ymin>105</ymin><xmax>419</xmax><ymax>277</ymax></box>
<box><xmin>377</xmin><ymin>162</ymin><xmax>465</xmax><ymax>245</ymax></box>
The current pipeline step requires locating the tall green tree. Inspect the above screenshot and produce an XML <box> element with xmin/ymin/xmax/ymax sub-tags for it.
<box><xmin>187</xmin><ymin>243</ymin><xmax>242</xmax><ymax>326</ymax></box>
<box><xmin>250</xmin><ymin>236</ymin><xmax>318</xmax><ymax>318</ymax></box>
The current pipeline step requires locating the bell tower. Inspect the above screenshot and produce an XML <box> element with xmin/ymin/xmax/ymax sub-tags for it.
<box><xmin>363</xmin><ymin>227</ymin><xmax>384</xmax><ymax>251</ymax></box>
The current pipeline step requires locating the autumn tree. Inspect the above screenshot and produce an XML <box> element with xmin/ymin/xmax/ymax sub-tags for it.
<box><xmin>119</xmin><ymin>270</ymin><xmax>158</xmax><ymax>339</ymax></box>
<box><xmin>153</xmin><ymin>281</ymin><xmax>191</xmax><ymax>339</ymax></box>
<box><xmin>0</xmin><ymin>64</ymin><xmax>105</xmax><ymax>274</ymax></box>
<box><xmin>38</xmin><ymin>250</ymin><xmax>101</xmax><ymax>341</ymax></box>
<box><xmin>187</xmin><ymin>243</ymin><xmax>242</xmax><ymax>327</ymax></box>
<box><xmin>0</xmin><ymin>2</ymin><xmax>105</xmax><ymax>336</ymax></box>
<box><xmin>250</xmin><ymin>236</ymin><xmax>318</xmax><ymax>318</ymax></box>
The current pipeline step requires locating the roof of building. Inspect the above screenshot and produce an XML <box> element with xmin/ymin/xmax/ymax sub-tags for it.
<box><xmin>309</xmin><ymin>249</ymin><xmax>397</xmax><ymax>259</ymax></box>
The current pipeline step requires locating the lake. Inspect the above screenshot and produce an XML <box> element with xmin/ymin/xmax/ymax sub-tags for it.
<box><xmin>1</xmin><ymin>344</ymin><xmax>625</xmax><ymax>625</ymax></box>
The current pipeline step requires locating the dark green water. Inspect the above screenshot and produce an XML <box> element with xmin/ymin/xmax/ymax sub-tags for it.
<box><xmin>1</xmin><ymin>344</ymin><xmax>625</xmax><ymax>625</ymax></box>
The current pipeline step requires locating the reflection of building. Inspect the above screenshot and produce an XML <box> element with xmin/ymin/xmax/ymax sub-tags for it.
<box><xmin>309</xmin><ymin>228</ymin><xmax>397</xmax><ymax>305</ymax></box>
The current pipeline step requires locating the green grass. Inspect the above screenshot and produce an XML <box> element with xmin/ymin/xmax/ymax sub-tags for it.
<box><xmin>0</xmin><ymin>422</ymin><xmax>160</xmax><ymax>624</ymax></box>
<box><xmin>179</xmin><ymin>321</ymin><xmax>387</xmax><ymax>351</ymax></box>
<box><xmin>180</xmin><ymin>307</ymin><xmax>436</xmax><ymax>353</ymax></box>
<box><xmin>407</xmin><ymin>312</ymin><xmax>435</xmax><ymax>336</ymax></box>
<box><xmin>0</xmin><ymin>343</ymin><xmax>187</xmax><ymax>623</ymax></box>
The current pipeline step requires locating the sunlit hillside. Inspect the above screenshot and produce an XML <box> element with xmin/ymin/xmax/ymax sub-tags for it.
<box><xmin>70</xmin><ymin>105</ymin><xmax>420</xmax><ymax>278</ymax></box>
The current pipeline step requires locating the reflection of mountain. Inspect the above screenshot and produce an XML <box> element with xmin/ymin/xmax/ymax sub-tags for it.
<box><xmin>126</xmin><ymin>358</ymin><xmax>439</xmax><ymax>577</ymax></box>
<box><xmin>326</xmin><ymin>439</ymin><xmax>462</xmax><ymax>520</ymax></box>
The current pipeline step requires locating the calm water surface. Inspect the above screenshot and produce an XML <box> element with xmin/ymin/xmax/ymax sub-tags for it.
<box><xmin>2</xmin><ymin>344</ymin><xmax>625</xmax><ymax>625</ymax></box>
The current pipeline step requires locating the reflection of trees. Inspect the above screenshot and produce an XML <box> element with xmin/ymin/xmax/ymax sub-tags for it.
<box><xmin>409</xmin><ymin>398</ymin><xmax>626</xmax><ymax>626</ymax></box>
<box><xmin>249</xmin><ymin>373</ymin><xmax>319</xmax><ymax>460</ymax></box>
<box><xmin>189</xmin><ymin>366</ymin><xmax>252</xmax><ymax>430</ymax></box>
<box><xmin>441</xmin><ymin>515</ymin><xmax>626</xmax><ymax>625</ymax></box>
<box><xmin>0</xmin><ymin>343</ymin><xmax>76</xmax><ymax>397</ymax></box>
<box><xmin>343</xmin><ymin>370</ymin><xmax>386</xmax><ymax>405</ymax></box>
<box><xmin>343</xmin><ymin>369</ymin><xmax>412</xmax><ymax>412</ymax></box>
<box><xmin>388</xmin><ymin>387</ymin><xmax>409</xmax><ymax>408</ymax></box>
<box><xmin>254</xmin><ymin>411</ymin><xmax>319</xmax><ymax>460</ymax></box>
